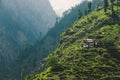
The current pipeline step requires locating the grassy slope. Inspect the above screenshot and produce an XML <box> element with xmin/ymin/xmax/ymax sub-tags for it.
<box><xmin>26</xmin><ymin>5</ymin><xmax>120</xmax><ymax>80</ymax></box>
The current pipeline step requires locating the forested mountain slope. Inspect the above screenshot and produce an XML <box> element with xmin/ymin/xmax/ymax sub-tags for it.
<box><xmin>17</xmin><ymin>1</ymin><xmax>103</xmax><ymax>80</ymax></box>
<box><xmin>0</xmin><ymin>0</ymin><xmax>56</xmax><ymax>80</ymax></box>
<box><xmin>27</xmin><ymin>1</ymin><xmax>120</xmax><ymax>80</ymax></box>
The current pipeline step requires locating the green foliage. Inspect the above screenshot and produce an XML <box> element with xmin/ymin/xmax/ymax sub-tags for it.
<box><xmin>26</xmin><ymin>3</ymin><xmax>120</xmax><ymax>80</ymax></box>
<box><xmin>46</xmin><ymin>55</ymin><xmax>58</xmax><ymax>67</ymax></box>
<box><xmin>103</xmin><ymin>0</ymin><xmax>120</xmax><ymax>15</ymax></box>
<box><xmin>19</xmin><ymin>1</ymin><xmax>100</xmax><ymax>78</ymax></box>
<box><xmin>21</xmin><ymin>68</ymin><xmax>26</xmax><ymax>80</ymax></box>
<box><xmin>19</xmin><ymin>1</ymin><xmax>103</xmax><ymax>80</ymax></box>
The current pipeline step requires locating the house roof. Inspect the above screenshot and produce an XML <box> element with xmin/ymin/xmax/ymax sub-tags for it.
<box><xmin>83</xmin><ymin>39</ymin><xmax>94</xmax><ymax>43</ymax></box>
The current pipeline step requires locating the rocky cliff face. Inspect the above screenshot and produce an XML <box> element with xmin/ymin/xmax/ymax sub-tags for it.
<box><xmin>0</xmin><ymin>0</ymin><xmax>56</xmax><ymax>80</ymax></box>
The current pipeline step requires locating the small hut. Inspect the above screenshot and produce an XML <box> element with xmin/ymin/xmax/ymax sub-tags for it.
<box><xmin>82</xmin><ymin>39</ymin><xmax>95</xmax><ymax>48</ymax></box>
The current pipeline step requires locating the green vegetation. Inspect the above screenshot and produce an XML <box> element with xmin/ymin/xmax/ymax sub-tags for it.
<box><xmin>18</xmin><ymin>1</ymin><xmax>102</xmax><ymax>80</ymax></box>
<box><xmin>103</xmin><ymin>0</ymin><xmax>120</xmax><ymax>15</ymax></box>
<box><xmin>26</xmin><ymin>1</ymin><xmax>120</xmax><ymax>80</ymax></box>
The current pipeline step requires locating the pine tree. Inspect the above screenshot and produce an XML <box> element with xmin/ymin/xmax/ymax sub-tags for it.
<box><xmin>85</xmin><ymin>9</ymin><xmax>88</xmax><ymax>15</ymax></box>
<box><xmin>110</xmin><ymin>0</ymin><xmax>114</xmax><ymax>15</ymax></box>
<box><xmin>88</xmin><ymin>1</ymin><xmax>92</xmax><ymax>13</ymax></box>
<box><xmin>116</xmin><ymin>0</ymin><xmax>120</xmax><ymax>11</ymax></box>
<box><xmin>96</xmin><ymin>1</ymin><xmax>100</xmax><ymax>9</ymax></box>
<box><xmin>78</xmin><ymin>9</ymin><xmax>82</xmax><ymax>19</ymax></box>
<box><xmin>104</xmin><ymin>0</ymin><xmax>109</xmax><ymax>13</ymax></box>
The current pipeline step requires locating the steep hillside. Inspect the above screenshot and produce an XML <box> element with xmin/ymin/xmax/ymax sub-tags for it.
<box><xmin>27</xmin><ymin>2</ymin><xmax>120</xmax><ymax>80</ymax></box>
<box><xmin>17</xmin><ymin>1</ymin><xmax>103</xmax><ymax>80</ymax></box>
<box><xmin>0</xmin><ymin>0</ymin><xmax>56</xmax><ymax>80</ymax></box>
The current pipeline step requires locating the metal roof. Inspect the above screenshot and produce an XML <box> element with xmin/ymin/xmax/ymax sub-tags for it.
<box><xmin>83</xmin><ymin>39</ymin><xmax>94</xmax><ymax>43</ymax></box>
